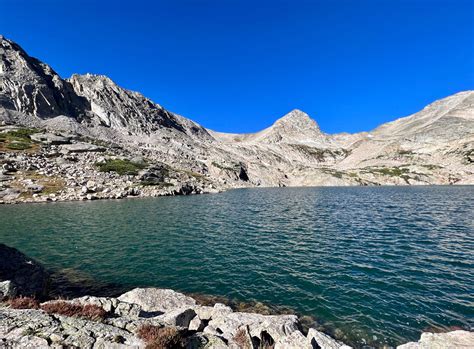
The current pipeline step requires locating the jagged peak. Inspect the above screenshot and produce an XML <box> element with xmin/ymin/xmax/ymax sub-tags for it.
<box><xmin>273</xmin><ymin>109</ymin><xmax>320</xmax><ymax>132</ymax></box>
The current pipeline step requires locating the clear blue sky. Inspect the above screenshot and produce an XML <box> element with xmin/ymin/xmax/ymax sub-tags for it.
<box><xmin>1</xmin><ymin>0</ymin><xmax>473</xmax><ymax>133</ymax></box>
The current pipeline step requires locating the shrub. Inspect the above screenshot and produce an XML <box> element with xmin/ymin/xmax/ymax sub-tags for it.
<box><xmin>6</xmin><ymin>142</ymin><xmax>32</xmax><ymax>150</ymax></box>
<box><xmin>96</xmin><ymin>159</ymin><xmax>146</xmax><ymax>175</ymax></box>
<box><xmin>234</xmin><ymin>327</ymin><xmax>252</xmax><ymax>349</ymax></box>
<box><xmin>6</xmin><ymin>128</ymin><xmax>38</xmax><ymax>139</ymax></box>
<box><xmin>8</xmin><ymin>296</ymin><xmax>40</xmax><ymax>309</ymax></box>
<box><xmin>41</xmin><ymin>301</ymin><xmax>107</xmax><ymax>321</ymax></box>
<box><xmin>136</xmin><ymin>324</ymin><xmax>184</xmax><ymax>349</ymax></box>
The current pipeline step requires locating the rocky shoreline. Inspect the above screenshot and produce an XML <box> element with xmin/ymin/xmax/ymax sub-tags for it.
<box><xmin>0</xmin><ymin>126</ymin><xmax>233</xmax><ymax>205</ymax></box>
<box><xmin>1</xmin><ymin>244</ymin><xmax>473</xmax><ymax>349</ymax></box>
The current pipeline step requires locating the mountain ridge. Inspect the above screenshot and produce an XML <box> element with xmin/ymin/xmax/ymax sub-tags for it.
<box><xmin>1</xmin><ymin>35</ymin><xmax>473</xmax><ymax>202</ymax></box>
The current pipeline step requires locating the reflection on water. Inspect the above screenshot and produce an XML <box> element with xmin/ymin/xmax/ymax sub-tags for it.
<box><xmin>0</xmin><ymin>186</ymin><xmax>473</xmax><ymax>347</ymax></box>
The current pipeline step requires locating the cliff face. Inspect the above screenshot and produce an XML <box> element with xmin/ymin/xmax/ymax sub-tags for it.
<box><xmin>1</xmin><ymin>35</ymin><xmax>473</xmax><ymax>188</ymax></box>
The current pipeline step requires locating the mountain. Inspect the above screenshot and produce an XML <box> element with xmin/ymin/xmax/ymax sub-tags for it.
<box><xmin>1</xmin><ymin>35</ymin><xmax>473</xmax><ymax>203</ymax></box>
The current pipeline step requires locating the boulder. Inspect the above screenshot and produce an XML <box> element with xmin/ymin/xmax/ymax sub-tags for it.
<box><xmin>206</xmin><ymin>310</ymin><xmax>300</xmax><ymax>344</ymax></box>
<box><xmin>307</xmin><ymin>328</ymin><xmax>353</xmax><ymax>349</ymax></box>
<box><xmin>0</xmin><ymin>307</ymin><xmax>143</xmax><ymax>348</ymax></box>
<box><xmin>156</xmin><ymin>307</ymin><xmax>196</xmax><ymax>327</ymax></box>
<box><xmin>30</xmin><ymin>133</ymin><xmax>71</xmax><ymax>145</ymax></box>
<box><xmin>60</xmin><ymin>142</ymin><xmax>105</xmax><ymax>154</ymax></box>
<box><xmin>0</xmin><ymin>244</ymin><xmax>50</xmax><ymax>299</ymax></box>
<box><xmin>0</xmin><ymin>280</ymin><xmax>17</xmax><ymax>300</ymax></box>
<box><xmin>188</xmin><ymin>315</ymin><xmax>205</xmax><ymax>331</ymax></box>
<box><xmin>118</xmin><ymin>287</ymin><xmax>196</xmax><ymax>314</ymax></box>
<box><xmin>397</xmin><ymin>330</ymin><xmax>474</xmax><ymax>349</ymax></box>
<box><xmin>43</xmin><ymin>295</ymin><xmax>142</xmax><ymax>319</ymax></box>
<box><xmin>275</xmin><ymin>330</ymin><xmax>311</xmax><ymax>348</ymax></box>
<box><xmin>194</xmin><ymin>303</ymin><xmax>233</xmax><ymax>321</ymax></box>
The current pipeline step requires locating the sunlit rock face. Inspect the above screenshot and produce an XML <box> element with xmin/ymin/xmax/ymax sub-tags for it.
<box><xmin>1</xmin><ymin>35</ymin><xmax>473</xmax><ymax>188</ymax></box>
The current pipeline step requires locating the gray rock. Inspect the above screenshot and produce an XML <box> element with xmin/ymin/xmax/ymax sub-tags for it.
<box><xmin>118</xmin><ymin>288</ymin><xmax>196</xmax><ymax>314</ymax></box>
<box><xmin>30</xmin><ymin>133</ymin><xmax>71</xmax><ymax>145</ymax></box>
<box><xmin>397</xmin><ymin>330</ymin><xmax>474</xmax><ymax>349</ymax></box>
<box><xmin>26</xmin><ymin>184</ymin><xmax>44</xmax><ymax>193</ymax></box>
<box><xmin>206</xmin><ymin>310</ymin><xmax>300</xmax><ymax>345</ymax></box>
<box><xmin>0</xmin><ymin>280</ymin><xmax>17</xmax><ymax>300</ymax></box>
<box><xmin>188</xmin><ymin>315</ymin><xmax>205</xmax><ymax>331</ymax></box>
<box><xmin>275</xmin><ymin>330</ymin><xmax>311</xmax><ymax>348</ymax></box>
<box><xmin>156</xmin><ymin>307</ymin><xmax>196</xmax><ymax>328</ymax></box>
<box><xmin>60</xmin><ymin>142</ymin><xmax>105</xmax><ymax>154</ymax></box>
<box><xmin>0</xmin><ymin>244</ymin><xmax>50</xmax><ymax>298</ymax></box>
<box><xmin>307</xmin><ymin>328</ymin><xmax>353</xmax><ymax>349</ymax></box>
<box><xmin>0</xmin><ymin>307</ymin><xmax>143</xmax><ymax>348</ymax></box>
<box><xmin>0</xmin><ymin>188</ymin><xmax>21</xmax><ymax>200</ymax></box>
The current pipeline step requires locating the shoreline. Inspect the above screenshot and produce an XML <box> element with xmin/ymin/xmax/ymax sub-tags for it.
<box><xmin>1</xmin><ymin>244</ymin><xmax>473</xmax><ymax>348</ymax></box>
<box><xmin>2</xmin><ymin>183</ymin><xmax>473</xmax><ymax>206</ymax></box>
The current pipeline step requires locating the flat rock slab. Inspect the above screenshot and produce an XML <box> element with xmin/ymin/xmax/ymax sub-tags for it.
<box><xmin>60</xmin><ymin>142</ymin><xmax>105</xmax><ymax>154</ymax></box>
<box><xmin>30</xmin><ymin>133</ymin><xmax>71</xmax><ymax>145</ymax></box>
<box><xmin>118</xmin><ymin>287</ymin><xmax>196</xmax><ymax>314</ymax></box>
<box><xmin>397</xmin><ymin>330</ymin><xmax>474</xmax><ymax>349</ymax></box>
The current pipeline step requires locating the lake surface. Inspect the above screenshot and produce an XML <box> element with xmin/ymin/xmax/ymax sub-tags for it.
<box><xmin>1</xmin><ymin>186</ymin><xmax>473</xmax><ymax>347</ymax></box>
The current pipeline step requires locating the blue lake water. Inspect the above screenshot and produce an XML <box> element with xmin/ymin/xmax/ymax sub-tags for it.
<box><xmin>0</xmin><ymin>186</ymin><xmax>473</xmax><ymax>347</ymax></box>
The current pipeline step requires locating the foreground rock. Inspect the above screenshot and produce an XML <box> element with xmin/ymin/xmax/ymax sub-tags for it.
<box><xmin>397</xmin><ymin>330</ymin><xmax>474</xmax><ymax>349</ymax></box>
<box><xmin>0</xmin><ymin>244</ymin><xmax>50</xmax><ymax>299</ymax></box>
<box><xmin>0</xmin><ymin>287</ymin><xmax>353</xmax><ymax>348</ymax></box>
<box><xmin>1</xmin><ymin>287</ymin><xmax>471</xmax><ymax>348</ymax></box>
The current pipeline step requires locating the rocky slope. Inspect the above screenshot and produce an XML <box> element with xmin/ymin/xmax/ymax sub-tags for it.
<box><xmin>1</xmin><ymin>35</ymin><xmax>473</xmax><ymax>203</ymax></box>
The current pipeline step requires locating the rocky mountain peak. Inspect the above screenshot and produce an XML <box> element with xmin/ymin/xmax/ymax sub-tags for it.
<box><xmin>0</xmin><ymin>35</ymin><xmax>89</xmax><ymax>119</ymax></box>
<box><xmin>274</xmin><ymin>109</ymin><xmax>319</xmax><ymax>129</ymax></box>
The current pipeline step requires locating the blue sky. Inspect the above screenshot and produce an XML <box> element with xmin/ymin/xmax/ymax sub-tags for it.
<box><xmin>1</xmin><ymin>0</ymin><xmax>473</xmax><ymax>133</ymax></box>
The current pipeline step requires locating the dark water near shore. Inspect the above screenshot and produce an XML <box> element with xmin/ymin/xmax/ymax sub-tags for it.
<box><xmin>1</xmin><ymin>186</ymin><xmax>473</xmax><ymax>347</ymax></box>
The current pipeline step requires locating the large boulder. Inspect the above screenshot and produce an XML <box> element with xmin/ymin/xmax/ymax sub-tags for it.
<box><xmin>0</xmin><ymin>307</ymin><xmax>144</xmax><ymax>348</ymax></box>
<box><xmin>307</xmin><ymin>328</ymin><xmax>352</xmax><ymax>349</ymax></box>
<box><xmin>118</xmin><ymin>288</ymin><xmax>196</xmax><ymax>315</ymax></box>
<box><xmin>397</xmin><ymin>330</ymin><xmax>474</xmax><ymax>349</ymax></box>
<box><xmin>0</xmin><ymin>244</ymin><xmax>50</xmax><ymax>299</ymax></box>
<box><xmin>205</xmin><ymin>310</ymin><xmax>300</xmax><ymax>345</ymax></box>
<box><xmin>30</xmin><ymin>133</ymin><xmax>71</xmax><ymax>145</ymax></box>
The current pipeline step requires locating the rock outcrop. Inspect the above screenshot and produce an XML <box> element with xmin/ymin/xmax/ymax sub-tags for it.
<box><xmin>397</xmin><ymin>330</ymin><xmax>474</xmax><ymax>349</ymax></box>
<box><xmin>0</xmin><ymin>244</ymin><xmax>50</xmax><ymax>299</ymax></box>
<box><xmin>0</xmin><ymin>286</ymin><xmax>353</xmax><ymax>349</ymax></box>
<box><xmin>1</xmin><ymin>287</ymin><xmax>471</xmax><ymax>348</ymax></box>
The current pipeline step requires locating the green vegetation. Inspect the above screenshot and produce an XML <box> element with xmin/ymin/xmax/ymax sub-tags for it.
<box><xmin>96</xmin><ymin>159</ymin><xmax>146</xmax><ymax>175</ymax></box>
<box><xmin>5</xmin><ymin>142</ymin><xmax>32</xmax><ymax>150</ymax></box>
<box><xmin>289</xmin><ymin>144</ymin><xmax>350</xmax><ymax>162</ymax></box>
<box><xmin>0</xmin><ymin>128</ymin><xmax>39</xmax><ymax>152</ymax></box>
<box><xmin>366</xmin><ymin>166</ymin><xmax>410</xmax><ymax>177</ymax></box>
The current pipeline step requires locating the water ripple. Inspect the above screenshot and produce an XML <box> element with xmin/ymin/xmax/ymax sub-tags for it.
<box><xmin>0</xmin><ymin>186</ymin><xmax>473</xmax><ymax>347</ymax></box>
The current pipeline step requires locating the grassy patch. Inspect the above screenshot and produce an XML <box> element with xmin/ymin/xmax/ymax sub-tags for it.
<box><xmin>0</xmin><ymin>128</ymin><xmax>40</xmax><ymax>153</ymax></box>
<box><xmin>5</xmin><ymin>142</ymin><xmax>32</xmax><ymax>150</ymax></box>
<box><xmin>365</xmin><ymin>166</ymin><xmax>410</xmax><ymax>177</ymax></box>
<box><xmin>8</xmin><ymin>297</ymin><xmax>40</xmax><ymax>309</ymax></box>
<box><xmin>13</xmin><ymin>171</ymin><xmax>66</xmax><ymax>198</ymax></box>
<box><xmin>289</xmin><ymin>144</ymin><xmax>350</xmax><ymax>161</ymax></box>
<box><xmin>96</xmin><ymin>159</ymin><xmax>146</xmax><ymax>175</ymax></box>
